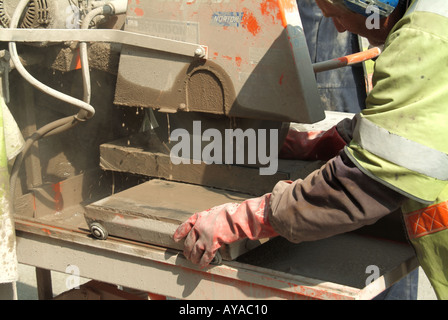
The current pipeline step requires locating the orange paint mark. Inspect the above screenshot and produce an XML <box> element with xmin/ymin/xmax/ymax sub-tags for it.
<box><xmin>52</xmin><ymin>182</ymin><xmax>63</xmax><ymax>212</ymax></box>
<box><xmin>72</xmin><ymin>48</ymin><xmax>82</xmax><ymax>70</ymax></box>
<box><xmin>42</xmin><ymin>228</ymin><xmax>51</xmax><ymax>236</ymax></box>
<box><xmin>128</xmin><ymin>0</ymin><xmax>140</xmax><ymax>7</ymax></box>
<box><xmin>235</xmin><ymin>56</ymin><xmax>242</xmax><ymax>67</ymax></box>
<box><xmin>222</xmin><ymin>55</ymin><xmax>233</xmax><ymax>61</ymax></box>
<box><xmin>260</xmin><ymin>0</ymin><xmax>275</xmax><ymax>15</ymax></box>
<box><xmin>134</xmin><ymin>7</ymin><xmax>144</xmax><ymax>16</ymax></box>
<box><xmin>241</xmin><ymin>9</ymin><xmax>261</xmax><ymax>36</ymax></box>
<box><xmin>260</xmin><ymin>0</ymin><xmax>281</xmax><ymax>24</ymax></box>
<box><xmin>75</xmin><ymin>56</ymin><xmax>82</xmax><ymax>70</ymax></box>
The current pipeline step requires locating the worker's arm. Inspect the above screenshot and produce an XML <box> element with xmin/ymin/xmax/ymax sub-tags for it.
<box><xmin>269</xmin><ymin>150</ymin><xmax>408</xmax><ymax>243</ymax></box>
<box><xmin>173</xmin><ymin>116</ymin><xmax>406</xmax><ymax>267</ymax></box>
<box><xmin>173</xmin><ymin>142</ymin><xmax>407</xmax><ymax>267</ymax></box>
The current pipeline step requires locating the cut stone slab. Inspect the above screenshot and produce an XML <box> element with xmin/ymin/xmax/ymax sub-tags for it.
<box><xmin>99</xmin><ymin>132</ymin><xmax>324</xmax><ymax>196</ymax></box>
<box><xmin>84</xmin><ymin>179</ymin><xmax>270</xmax><ymax>261</ymax></box>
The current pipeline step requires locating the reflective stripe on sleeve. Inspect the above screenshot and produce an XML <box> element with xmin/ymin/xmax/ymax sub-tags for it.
<box><xmin>352</xmin><ymin>115</ymin><xmax>448</xmax><ymax>181</ymax></box>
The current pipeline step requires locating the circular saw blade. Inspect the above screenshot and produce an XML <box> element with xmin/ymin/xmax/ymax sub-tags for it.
<box><xmin>149</xmin><ymin>110</ymin><xmax>289</xmax><ymax>168</ymax></box>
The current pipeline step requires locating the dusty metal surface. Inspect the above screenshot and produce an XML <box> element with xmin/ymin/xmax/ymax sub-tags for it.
<box><xmin>49</xmin><ymin>42</ymin><xmax>121</xmax><ymax>75</ymax></box>
<box><xmin>7</xmin><ymin>67</ymin><xmax>144</xmax><ymax>195</ymax></box>
<box><xmin>3</xmin><ymin>14</ymin><xmax>126</xmax><ymax>74</ymax></box>
<box><xmin>115</xmin><ymin>0</ymin><xmax>324</xmax><ymax>123</ymax></box>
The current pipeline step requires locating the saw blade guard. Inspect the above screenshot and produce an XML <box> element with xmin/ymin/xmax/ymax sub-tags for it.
<box><xmin>114</xmin><ymin>0</ymin><xmax>324</xmax><ymax>124</ymax></box>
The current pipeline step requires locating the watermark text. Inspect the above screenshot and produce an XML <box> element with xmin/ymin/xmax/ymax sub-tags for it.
<box><xmin>169</xmin><ymin>121</ymin><xmax>278</xmax><ymax>175</ymax></box>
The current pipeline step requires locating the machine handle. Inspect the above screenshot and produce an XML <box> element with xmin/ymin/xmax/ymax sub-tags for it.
<box><xmin>312</xmin><ymin>47</ymin><xmax>382</xmax><ymax>73</ymax></box>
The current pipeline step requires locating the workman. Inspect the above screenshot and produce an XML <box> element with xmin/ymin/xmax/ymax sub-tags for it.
<box><xmin>174</xmin><ymin>0</ymin><xmax>448</xmax><ymax>299</ymax></box>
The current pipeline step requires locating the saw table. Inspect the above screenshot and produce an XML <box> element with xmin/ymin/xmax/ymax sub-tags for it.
<box><xmin>15</xmin><ymin>205</ymin><xmax>417</xmax><ymax>300</ymax></box>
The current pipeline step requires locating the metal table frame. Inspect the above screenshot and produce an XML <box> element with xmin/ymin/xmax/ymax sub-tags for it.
<box><xmin>15</xmin><ymin>216</ymin><xmax>418</xmax><ymax>300</ymax></box>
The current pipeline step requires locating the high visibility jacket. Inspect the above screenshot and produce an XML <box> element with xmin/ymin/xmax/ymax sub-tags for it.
<box><xmin>0</xmin><ymin>95</ymin><xmax>24</xmax><ymax>284</ymax></box>
<box><xmin>345</xmin><ymin>0</ymin><xmax>448</xmax><ymax>299</ymax></box>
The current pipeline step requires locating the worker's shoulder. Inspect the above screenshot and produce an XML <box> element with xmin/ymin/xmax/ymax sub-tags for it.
<box><xmin>400</xmin><ymin>0</ymin><xmax>448</xmax><ymax>40</ymax></box>
<box><xmin>409</xmin><ymin>0</ymin><xmax>448</xmax><ymax>19</ymax></box>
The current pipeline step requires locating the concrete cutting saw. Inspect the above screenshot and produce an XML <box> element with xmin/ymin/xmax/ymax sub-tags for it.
<box><xmin>0</xmin><ymin>0</ymin><xmax>326</xmax><ymax>263</ymax></box>
<box><xmin>115</xmin><ymin>0</ymin><xmax>324</xmax><ymax>123</ymax></box>
<box><xmin>114</xmin><ymin>0</ymin><xmax>325</xmax><ymax>163</ymax></box>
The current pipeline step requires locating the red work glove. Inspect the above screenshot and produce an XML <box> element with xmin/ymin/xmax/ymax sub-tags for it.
<box><xmin>279</xmin><ymin>126</ymin><xmax>347</xmax><ymax>161</ymax></box>
<box><xmin>173</xmin><ymin>193</ymin><xmax>278</xmax><ymax>268</ymax></box>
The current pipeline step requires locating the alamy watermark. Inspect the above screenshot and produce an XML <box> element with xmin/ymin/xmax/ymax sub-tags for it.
<box><xmin>365</xmin><ymin>264</ymin><xmax>380</xmax><ymax>286</ymax></box>
<box><xmin>65</xmin><ymin>264</ymin><xmax>81</xmax><ymax>290</ymax></box>
<box><xmin>365</xmin><ymin>5</ymin><xmax>381</xmax><ymax>30</ymax></box>
<box><xmin>169</xmin><ymin>121</ymin><xmax>279</xmax><ymax>176</ymax></box>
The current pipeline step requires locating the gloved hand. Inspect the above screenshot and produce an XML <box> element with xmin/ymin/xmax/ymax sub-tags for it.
<box><xmin>279</xmin><ymin>126</ymin><xmax>347</xmax><ymax>161</ymax></box>
<box><xmin>173</xmin><ymin>193</ymin><xmax>278</xmax><ymax>268</ymax></box>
